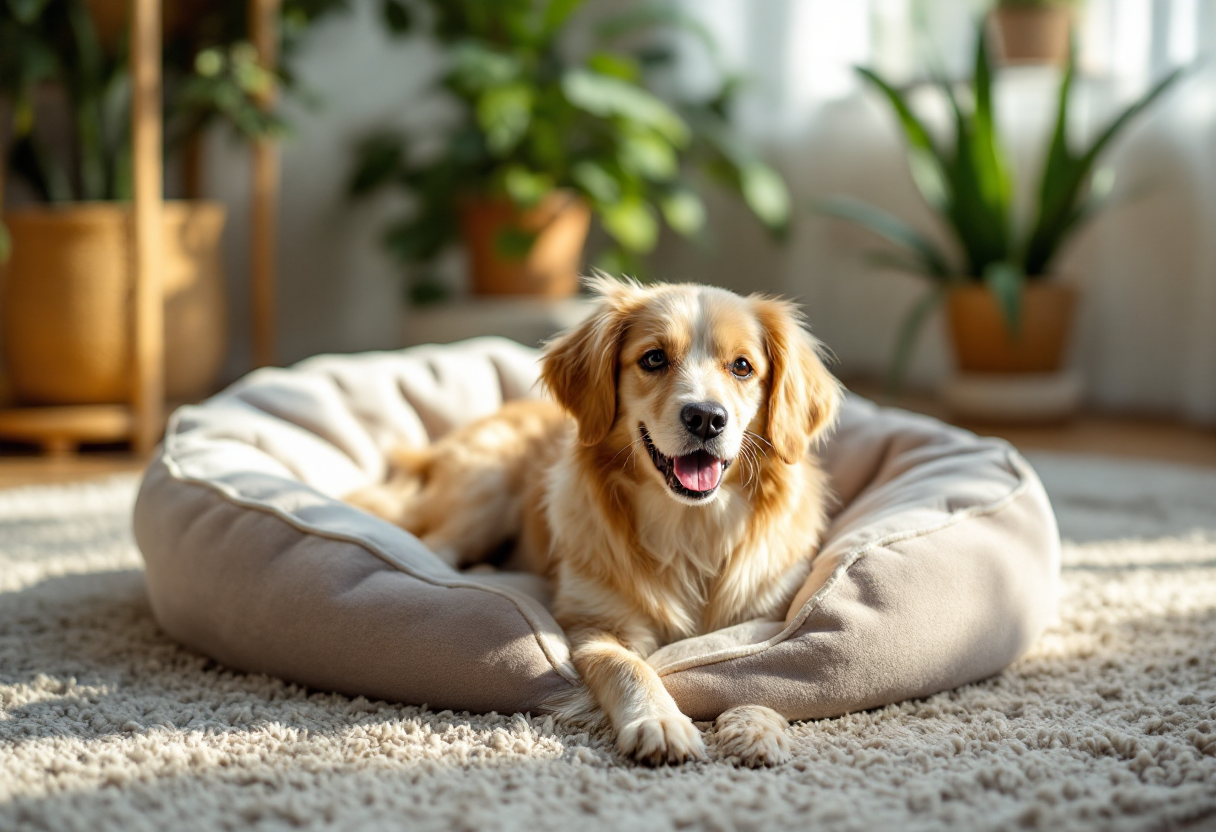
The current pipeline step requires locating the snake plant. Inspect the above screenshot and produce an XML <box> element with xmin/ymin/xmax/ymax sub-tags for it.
<box><xmin>819</xmin><ymin>24</ymin><xmax>1185</xmax><ymax>392</ymax></box>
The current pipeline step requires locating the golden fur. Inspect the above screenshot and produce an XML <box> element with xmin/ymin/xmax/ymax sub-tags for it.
<box><xmin>348</xmin><ymin>277</ymin><xmax>842</xmax><ymax>766</ymax></box>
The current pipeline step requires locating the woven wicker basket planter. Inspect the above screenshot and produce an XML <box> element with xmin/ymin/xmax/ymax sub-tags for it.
<box><xmin>1</xmin><ymin>201</ymin><xmax>227</xmax><ymax>405</ymax></box>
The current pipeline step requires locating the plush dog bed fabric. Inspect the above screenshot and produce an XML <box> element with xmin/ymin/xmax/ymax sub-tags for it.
<box><xmin>134</xmin><ymin>338</ymin><xmax>1060</xmax><ymax>720</ymax></box>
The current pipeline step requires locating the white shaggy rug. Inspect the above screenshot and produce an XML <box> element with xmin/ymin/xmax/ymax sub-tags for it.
<box><xmin>2</xmin><ymin>452</ymin><xmax>1215</xmax><ymax>832</ymax></box>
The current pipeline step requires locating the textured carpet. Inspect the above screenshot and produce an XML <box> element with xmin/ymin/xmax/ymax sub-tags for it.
<box><xmin>2</xmin><ymin>452</ymin><xmax>1215</xmax><ymax>832</ymax></box>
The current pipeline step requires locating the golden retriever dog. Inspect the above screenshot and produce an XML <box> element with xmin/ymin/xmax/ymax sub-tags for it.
<box><xmin>349</xmin><ymin>275</ymin><xmax>841</xmax><ymax>766</ymax></box>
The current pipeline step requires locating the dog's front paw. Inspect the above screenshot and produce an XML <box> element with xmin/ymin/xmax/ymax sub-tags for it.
<box><xmin>617</xmin><ymin>714</ymin><xmax>706</xmax><ymax>765</ymax></box>
<box><xmin>713</xmin><ymin>705</ymin><xmax>790</xmax><ymax>767</ymax></box>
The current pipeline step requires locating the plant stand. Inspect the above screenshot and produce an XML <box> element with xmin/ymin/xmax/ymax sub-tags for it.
<box><xmin>0</xmin><ymin>0</ymin><xmax>280</xmax><ymax>457</ymax></box>
<box><xmin>942</xmin><ymin>370</ymin><xmax>1083</xmax><ymax>424</ymax></box>
<box><xmin>0</xmin><ymin>0</ymin><xmax>164</xmax><ymax>457</ymax></box>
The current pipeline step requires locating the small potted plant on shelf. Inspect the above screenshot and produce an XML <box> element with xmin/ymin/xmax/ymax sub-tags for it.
<box><xmin>990</xmin><ymin>0</ymin><xmax>1079</xmax><ymax>66</ymax></box>
<box><xmin>348</xmin><ymin>0</ymin><xmax>790</xmax><ymax>302</ymax></box>
<box><xmin>819</xmin><ymin>24</ymin><xmax>1184</xmax><ymax>399</ymax></box>
<box><xmin>0</xmin><ymin>0</ymin><xmax>342</xmax><ymax>406</ymax></box>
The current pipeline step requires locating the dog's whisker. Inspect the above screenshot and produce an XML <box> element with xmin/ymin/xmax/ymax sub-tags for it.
<box><xmin>744</xmin><ymin>447</ymin><xmax>760</xmax><ymax>488</ymax></box>
<box><xmin>617</xmin><ymin>435</ymin><xmax>646</xmax><ymax>471</ymax></box>
<box><xmin>744</xmin><ymin>431</ymin><xmax>771</xmax><ymax>462</ymax></box>
<box><xmin>744</xmin><ymin>431</ymin><xmax>771</xmax><ymax>453</ymax></box>
<box><xmin>610</xmin><ymin>436</ymin><xmax>644</xmax><ymax>466</ymax></box>
<box><xmin>739</xmin><ymin>435</ymin><xmax>767</xmax><ymax>489</ymax></box>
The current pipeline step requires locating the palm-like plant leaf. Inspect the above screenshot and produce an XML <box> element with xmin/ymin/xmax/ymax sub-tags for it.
<box><xmin>856</xmin><ymin>31</ymin><xmax>1016</xmax><ymax>279</ymax></box>
<box><xmin>1024</xmin><ymin>45</ymin><xmax>1186</xmax><ymax>275</ymax></box>
<box><xmin>940</xmin><ymin>30</ymin><xmax>1013</xmax><ymax>276</ymax></box>
<box><xmin>817</xmin><ymin>196</ymin><xmax>952</xmax><ymax>280</ymax></box>
<box><xmin>886</xmin><ymin>284</ymin><xmax>950</xmax><ymax>395</ymax></box>
<box><xmin>983</xmin><ymin>260</ymin><xmax>1025</xmax><ymax>336</ymax></box>
<box><xmin>824</xmin><ymin>19</ymin><xmax>1187</xmax><ymax>395</ymax></box>
<box><xmin>855</xmin><ymin>66</ymin><xmax>949</xmax><ymax>212</ymax></box>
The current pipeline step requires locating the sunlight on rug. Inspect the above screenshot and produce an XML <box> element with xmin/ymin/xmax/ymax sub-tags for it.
<box><xmin>1</xmin><ymin>453</ymin><xmax>1215</xmax><ymax>832</ymax></box>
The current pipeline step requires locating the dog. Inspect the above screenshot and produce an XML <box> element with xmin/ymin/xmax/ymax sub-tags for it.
<box><xmin>348</xmin><ymin>275</ymin><xmax>841</xmax><ymax>766</ymax></box>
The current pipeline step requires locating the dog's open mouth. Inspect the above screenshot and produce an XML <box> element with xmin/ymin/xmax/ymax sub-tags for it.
<box><xmin>639</xmin><ymin>424</ymin><xmax>731</xmax><ymax>500</ymax></box>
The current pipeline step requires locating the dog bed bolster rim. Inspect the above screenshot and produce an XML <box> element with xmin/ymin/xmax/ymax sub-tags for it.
<box><xmin>647</xmin><ymin>447</ymin><xmax>1034</xmax><ymax>677</ymax></box>
<box><xmin>158</xmin><ymin>395</ymin><xmax>1036</xmax><ymax>689</ymax></box>
<box><xmin>158</xmin><ymin>405</ymin><xmax>581</xmax><ymax>687</ymax></box>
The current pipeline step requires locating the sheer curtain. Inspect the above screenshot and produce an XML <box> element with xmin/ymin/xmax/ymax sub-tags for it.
<box><xmin>668</xmin><ymin>0</ymin><xmax>1216</xmax><ymax>423</ymax></box>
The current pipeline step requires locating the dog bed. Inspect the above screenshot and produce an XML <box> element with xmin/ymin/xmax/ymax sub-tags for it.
<box><xmin>134</xmin><ymin>337</ymin><xmax>1060</xmax><ymax>720</ymax></box>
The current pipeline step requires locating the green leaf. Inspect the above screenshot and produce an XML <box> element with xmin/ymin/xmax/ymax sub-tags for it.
<box><xmin>381</xmin><ymin>0</ymin><xmax>413</xmax><ymax>36</ymax></box>
<box><xmin>1024</xmin><ymin>43</ymin><xmax>1187</xmax><ymax>275</ymax></box>
<box><xmin>617</xmin><ymin>129</ymin><xmax>678</xmax><ymax>181</ymax></box>
<box><xmin>348</xmin><ymin>132</ymin><xmax>405</xmax><ymax>197</ymax></box>
<box><xmin>448</xmin><ymin>43</ymin><xmax>521</xmax><ymax>93</ymax></box>
<box><xmin>0</xmin><ymin>220</ymin><xmax>10</xmax><ymax>265</ymax></box>
<box><xmin>1080</xmin><ymin>65</ymin><xmax>1189</xmax><ymax>178</ymax></box>
<box><xmin>9</xmin><ymin>132</ymin><xmax>72</xmax><ymax>202</ymax></box>
<box><xmin>503</xmin><ymin>165</ymin><xmax>553</xmax><ymax>206</ymax></box>
<box><xmin>593</xmin><ymin>246</ymin><xmax>648</xmax><ymax>281</ymax></box>
<box><xmin>886</xmin><ymin>284</ymin><xmax>949</xmax><ymax>396</ymax></box>
<box><xmin>541</xmin><ymin>0</ymin><xmax>587</xmax><ymax>38</ymax></box>
<box><xmin>383</xmin><ymin>212</ymin><xmax>455</xmax><ymax>263</ymax></box>
<box><xmin>983</xmin><ymin>261</ymin><xmax>1025</xmax><ymax>336</ymax></box>
<box><xmin>65</xmin><ymin>0</ymin><xmax>107</xmax><ymax>199</ymax></box>
<box><xmin>587</xmin><ymin>51</ymin><xmax>640</xmax><ymax>82</ymax></box>
<box><xmin>477</xmin><ymin>83</ymin><xmax>533</xmax><ymax>156</ymax></box>
<box><xmin>947</xmin><ymin>28</ymin><xmax>1013</xmax><ymax>274</ymax></box>
<box><xmin>561</xmin><ymin>69</ymin><xmax>689</xmax><ymax>146</ymax></box>
<box><xmin>739</xmin><ymin>163</ymin><xmax>790</xmax><ymax>231</ymax></box>
<box><xmin>601</xmin><ymin>194</ymin><xmax>659</xmax><ymax>252</ymax></box>
<box><xmin>8</xmin><ymin>0</ymin><xmax>50</xmax><ymax>25</ymax></box>
<box><xmin>856</xmin><ymin>66</ymin><xmax>949</xmax><ymax>211</ymax></box>
<box><xmin>195</xmin><ymin>49</ymin><xmax>224</xmax><ymax>78</ymax></box>
<box><xmin>659</xmin><ymin>187</ymin><xmax>706</xmax><ymax>237</ymax></box>
<box><xmin>596</xmin><ymin>6</ymin><xmax>722</xmax><ymax>71</ymax></box>
<box><xmin>906</xmin><ymin>150</ymin><xmax>949</xmax><ymax>210</ymax></box>
<box><xmin>495</xmin><ymin>226</ymin><xmax>537</xmax><ymax>260</ymax></box>
<box><xmin>571</xmin><ymin>160</ymin><xmax>621</xmax><ymax>203</ymax></box>
<box><xmin>409</xmin><ymin>274</ymin><xmax>452</xmax><ymax>306</ymax></box>
<box><xmin>816</xmin><ymin>197</ymin><xmax>952</xmax><ymax>279</ymax></box>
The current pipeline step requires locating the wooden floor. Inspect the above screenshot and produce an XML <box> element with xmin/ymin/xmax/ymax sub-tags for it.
<box><xmin>0</xmin><ymin>445</ymin><xmax>150</xmax><ymax>489</ymax></box>
<box><xmin>2</xmin><ymin>391</ymin><xmax>1215</xmax><ymax>490</ymax></box>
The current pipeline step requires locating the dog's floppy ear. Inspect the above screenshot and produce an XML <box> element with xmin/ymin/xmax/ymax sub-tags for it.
<box><xmin>754</xmin><ymin>297</ymin><xmax>842</xmax><ymax>465</ymax></box>
<box><xmin>541</xmin><ymin>274</ymin><xmax>640</xmax><ymax>446</ymax></box>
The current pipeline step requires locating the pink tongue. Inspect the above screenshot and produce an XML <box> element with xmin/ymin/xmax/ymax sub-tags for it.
<box><xmin>673</xmin><ymin>451</ymin><xmax>723</xmax><ymax>492</ymax></box>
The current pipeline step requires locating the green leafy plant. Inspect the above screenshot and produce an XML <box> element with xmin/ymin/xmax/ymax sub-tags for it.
<box><xmin>819</xmin><ymin>24</ymin><xmax>1184</xmax><ymax>391</ymax></box>
<box><xmin>347</xmin><ymin>0</ymin><xmax>791</xmax><ymax>300</ymax></box>
<box><xmin>0</xmin><ymin>0</ymin><xmax>345</xmax><ymax>205</ymax></box>
<box><xmin>996</xmin><ymin>0</ymin><xmax>1081</xmax><ymax>8</ymax></box>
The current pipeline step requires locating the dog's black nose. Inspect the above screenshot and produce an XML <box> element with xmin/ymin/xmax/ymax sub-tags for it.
<box><xmin>681</xmin><ymin>402</ymin><xmax>728</xmax><ymax>441</ymax></box>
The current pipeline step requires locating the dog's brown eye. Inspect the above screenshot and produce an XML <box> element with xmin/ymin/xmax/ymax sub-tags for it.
<box><xmin>640</xmin><ymin>349</ymin><xmax>668</xmax><ymax>371</ymax></box>
<box><xmin>730</xmin><ymin>357</ymin><xmax>753</xmax><ymax>378</ymax></box>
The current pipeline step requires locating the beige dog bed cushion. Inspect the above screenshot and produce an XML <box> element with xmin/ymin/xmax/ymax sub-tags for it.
<box><xmin>134</xmin><ymin>338</ymin><xmax>1061</xmax><ymax>720</ymax></box>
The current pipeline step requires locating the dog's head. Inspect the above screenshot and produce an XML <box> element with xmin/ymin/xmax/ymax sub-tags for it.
<box><xmin>542</xmin><ymin>275</ymin><xmax>840</xmax><ymax>506</ymax></box>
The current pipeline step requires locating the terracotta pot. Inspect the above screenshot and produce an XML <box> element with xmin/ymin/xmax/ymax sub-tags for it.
<box><xmin>459</xmin><ymin>192</ymin><xmax>591</xmax><ymax>298</ymax></box>
<box><xmin>990</xmin><ymin>6</ymin><xmax>1072</xmax><ymax>66</ymax></box>
<box><xmin>947</xmin><ymin>281</ymin><xmax>1076</xmax><ymax>373</ymax></box>
<box><xmin>1</xmin><ymin>201</ymin><xmax>228</xmax><ymax>405</ymax></box>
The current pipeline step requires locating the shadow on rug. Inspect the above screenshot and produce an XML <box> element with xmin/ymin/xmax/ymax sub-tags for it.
<box><xmin>1</xmin><ymin>453</ymin><xmax>1215</xmax><ymax>832</ymax></box>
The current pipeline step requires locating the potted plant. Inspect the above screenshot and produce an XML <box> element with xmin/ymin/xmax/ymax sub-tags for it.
<box><xmin>820</xmin><ymin>24</ymin><xmax>1184</xmax><ymax>393</ymax></box>
<box><xmin>990</xmin><ymin>0</ymin><xmax>1078</xmax><ymax>66</ymax></box>
<box><xmin>0</xmin><ymin>0</ymin><xmax>342</xmax><ymax>405</ymax></box>
<box><xmin>348</xmin><ymin>0</ymin><xmax>791</xmax><ymax>301</ymax></box>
